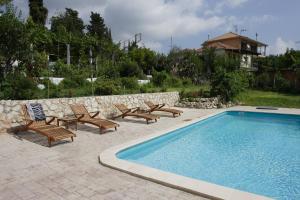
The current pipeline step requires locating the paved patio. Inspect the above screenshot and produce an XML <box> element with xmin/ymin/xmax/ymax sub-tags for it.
<box><xmin>0</xmin><ymin>108</ymin><xmax>218</xmax><ymax>200</ymax></box>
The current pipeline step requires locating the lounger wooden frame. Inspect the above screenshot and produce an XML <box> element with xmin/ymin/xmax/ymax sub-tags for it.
<box><xmin>70</xmin><ymin>104</ymin><xmax>119</xmax><ymax>134</ymax></box>
<box><xmin>18</xmin><ymin>105</ymin><xmax>76</xmax><ymax>147</ymax></box>
<box><xmin>114</xmin><ymin>104</ymin><xmax>159</xmax><ymax>124</ymax></box>
<box><xmin>144</xmin><ymin>101</ymin><xmax>183</xmax><ymax>117</ymax></box>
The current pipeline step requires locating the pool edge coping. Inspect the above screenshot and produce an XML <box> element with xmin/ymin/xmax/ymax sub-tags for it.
<box><xmin>100</xmin><ymin>107</ymin><xmax>300</xmax><ymax>200</ymax></box>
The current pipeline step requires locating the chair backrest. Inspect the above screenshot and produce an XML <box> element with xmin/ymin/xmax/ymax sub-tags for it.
<box><xmin>70</xmin><ymin>104</ymin><xmax>90</xmax><ymax>117</ymax></box>
<box><xmin>21</xmin><ymin>104</ymin><xmax>46</xmax><ymax>127</ymax></box>
<box><xmin>114</xmin><ymin>104</ymin><xmax>129</xmax><ymax>113</ymax></box>
<box><xmin>144</xmin><ymin>101</ymin><xmax>155</xmax><ymax>109</ymax></box>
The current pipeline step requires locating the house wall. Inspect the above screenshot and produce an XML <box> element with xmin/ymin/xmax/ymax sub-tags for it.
<box><xmin>0</xmin><ymin>92</ymin><xmax>180</xmax><ymax>133</ymax></box>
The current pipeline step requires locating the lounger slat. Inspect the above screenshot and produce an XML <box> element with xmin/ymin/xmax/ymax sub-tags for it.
<box><xmin>114</xmin><ymin>104</ymin><xmax>159</xmax><ymax>124</ymax></box>
<box><xmin>70</xmin><ymin>104</ymin><xmax>119</xmax><ymax>133</ymax></box>
<box><xmin>19</xmin><ymin>105</ymin><xmax>76</xmax><ymax>147</ymax></box>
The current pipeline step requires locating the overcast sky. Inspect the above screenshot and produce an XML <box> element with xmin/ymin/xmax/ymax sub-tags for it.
<box><xmin>13</xmin><ymin>0</ymin><xmax>300</xmax><ymax>54</ymax></box>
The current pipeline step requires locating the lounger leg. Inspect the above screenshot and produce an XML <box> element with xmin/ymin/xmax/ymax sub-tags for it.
<box><xmin>146</xmin><ymin>120</ymin><xmax>149</xmax><ymax>124</ymax></box>
<box><xmin>48</xmin><ymin>138</ymin><xmax>52</xmax><ymax>147</ymax></box>
<box><xmin>115</xmin><ymin>127</ymin><xmax>117</xmax><ymax>131</ymax></box>
<box><xmin>71</xmin><ymin>136</ymin><xmax>74</xmax><ymax>142</ymax></box>
<box><xmin>100</xmin><ymin>128</ymin><xmax>103</xmax><ymax>134</ymax></box>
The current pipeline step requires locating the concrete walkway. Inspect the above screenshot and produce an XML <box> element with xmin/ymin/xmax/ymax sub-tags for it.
<box><xmin>0</xmin><ymin>108</ymin><xmax>216</xmax><ymax>200</ymax></box>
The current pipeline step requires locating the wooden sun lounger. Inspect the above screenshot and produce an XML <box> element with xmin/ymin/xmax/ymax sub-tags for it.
<box><xmin>144</xmin><ymin>101</ymin><xmax>183</xmax><ymax>117</ymax></box>
<box><xmin>18</xmin><ymin>105</ymin><xmax>76</xmax><ymax>147</ymax></box>
<box><xmin>70</xmin><ymin>104</ymin><xmax>119</xmax><ymax>134</ymax></box>
<box><xmin>114</xmin><ymin>104</ymin><xmax>159</xmax><ymax>124</ymax></box>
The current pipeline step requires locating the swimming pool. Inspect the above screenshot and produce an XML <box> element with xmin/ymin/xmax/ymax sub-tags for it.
<box><xmin>116</xmin><ymin>111</ymin><xmax>300</xmax><ymax>200</ymax></box>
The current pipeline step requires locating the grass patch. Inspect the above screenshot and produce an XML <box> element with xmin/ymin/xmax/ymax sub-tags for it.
<box><xmin>236</xmin><ymin>90</ymin><xmax>300</xmax><ymax>108</ymax></box>
<box><xmin>166</xmin><ymin>84</ymin><xmax>210</xmax><ymax>92</ymax></box>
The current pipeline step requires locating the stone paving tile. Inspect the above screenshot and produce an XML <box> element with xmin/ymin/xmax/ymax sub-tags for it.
<box><xmin>0</xmin><ymin>108</ymin><xmax>230</xmax><ymax>200</ymax></box>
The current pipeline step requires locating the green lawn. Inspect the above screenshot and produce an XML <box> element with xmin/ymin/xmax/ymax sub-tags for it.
<box><xmin>166</xmin><ymin>84</ymin><xmax>210</xmax><ymax>93</ymax></box>
<box><xmin>236</xmin><ymin>90</ymin><xmax>300</xmax><ymax>108</ymax></box>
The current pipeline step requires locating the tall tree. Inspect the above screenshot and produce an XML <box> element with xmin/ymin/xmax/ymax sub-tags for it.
<box><xmin>51</xmin><ymin>8</ymin><xmax>84</xmax><ymax>36</ymax></box>
<box><xmin>87</xmin><ymin>12</ymin><xmax>105</xmax><ymax>39</ymax></box>
<box><xmin>87</xmin><ymin>12</ymin><xmax>112</xmax><ymax>41</ymax></box>
<box><xmin>28</xmin><ymin>0</ymin><xmax>48</xmax><ymax>26</ymax></box>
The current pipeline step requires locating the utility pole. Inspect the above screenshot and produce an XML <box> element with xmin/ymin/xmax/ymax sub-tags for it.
<box><xmin>170</xmin><ymin>36</ymin><xmax>173</xmax><ymax>50</ymax></box>
<box><xmin>256</xmin><ymin>33</ymin><xmax>258</xmax><ymax>41</ymax></box>
<box><xmin>66</xmin><ymin>44</ymin><xmax>70</xmax><ymax>66</ymax></box>
<box><xmin>47</xmin><ymin>55</ymin><xmax>50</xmax><ymax>99</ymax></box>
<box><xmin>89</xmin><ymin>47</ymin><xmax>94</xmax><ymax>96</ymax></box>
<box><xmin>234</xmin><ymin>25</ymin><xmax>238</xmax><ymax>33</ymax></box>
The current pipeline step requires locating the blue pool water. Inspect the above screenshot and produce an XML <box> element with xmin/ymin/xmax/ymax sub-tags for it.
<box><xmin>117</xmin><ymin>111</ymin><xmax>300</xmax><ymax>199</ymax></box>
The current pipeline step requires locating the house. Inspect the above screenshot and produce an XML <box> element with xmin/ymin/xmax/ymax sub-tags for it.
<box><xmin>202</xmin><ymin>32</ymin><xmax>267</xmax><ymax>71</ymax></box>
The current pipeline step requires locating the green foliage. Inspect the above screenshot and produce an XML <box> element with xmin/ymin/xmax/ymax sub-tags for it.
<box><xmin>152</xmin><ymin>71</ymin><xmax>168</xmax><ymax>86</ymax></box>
<box><xmin>179</xmin><ymin>88</ymin><xmax>210</xmax><ymax>99</ymax></box>
<box><xmin>166</xmin><ymin>76</ymin><xmax>182</xmax><ymax>87</ymax></box>
<box><xmin>94</xmin><ymin>79</ymin><xmax>121</xmax><ymax>95</ymax></box>
<box><xmin>120</xmin><ymin>77</ymin><xmax>139</xmax><ymax>90</ymax></box>
<box><xmin>274</xmin><ymin>73</ymin><xmax>292</xmax><ymax>93</ymax></box>
<box><xmin>51</xmin><ymin>8</ymin><xmax>84</xmax><ymax>36</ymax></box>
<box><xmin>182</xmin><ymin>78</ymin><xmax>193</xmax><ymax>86</ymax></box>
<box><xmin>0</xmin><ymin>0</ymin><xmax>12</xmax><ymax>5</ymax></box>
<box><xmin>51</xmin><ymin>60</ymin><xmax>72</xmax><ymax>77</ymax></box>
<box><xmin>167</xmin><ymin>48</ymin><xmax>204</xmax><ymax>83</ymax></box>
<box><xmin>255</xmin><ymin>73</ymin><xmax>272</xmax><ymax>90</ymax></box>
<box><xmin>211</xmin><ymin>69</ymin><xmax>249</xmax><ymax>101</ymax></box>
<box><xmin>28</xmin><ymin>0</ymin><xmax>48</xmax><ymax>26</ymax></box>
<box><xmin>60</xmin><ymin>68</ymin><xmax>89</xmax><ymax>89</ymax></box>
<box><xmin>0</xmin><ymin>72</ymin><xmax>38</xmax><ymax>100</ymax></box>
<box><xmin>119</xmin><ymin>60</ymin><xmax>142</xmax><ymax>77</ymax></box>
<box><xmin>129</xmin><ymin>48</ymin><xmax>156</xmax><ymax>74</ymax></box>
<box><xmin>87</xmin><ymin>12</ymin><xmax>111</xmax><ymax>41</ymax></box>
<box><xmin>236</xmin><ymin>90</ymin><xmax>300</xmax><ymax>108</ymax></box>
<box><xmin>0</xmin><ymin>6</ymin><xmax>29</xmax><ymax>79</ymax></box>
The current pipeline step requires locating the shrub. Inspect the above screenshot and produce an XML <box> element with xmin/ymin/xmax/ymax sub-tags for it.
<box><xmin>60</xmin><ymin>73</ymin><xmax>89</xmax><ymax>89</ymax></box>
<box><xmin>120</xmin><ymin>77</ymin><xmax>139</xmax><ymax>90</ymax></box>
<box><xmin>166</xmin><ymin>76</ymin><xmax>182</xmax><ymax>87</ymax></box>
<box><xmin>152</xmin><ymin>71</ymin><xmax>168</xmax><ymax>86</ymax></box>
<box><xmin>119</xmin><ymin>60</ymin><xmax>142</xmax><ymax>77</ymax></box>
<box><xmin>0</xmin><ymin>73</ymin><xmax>38</xmax><ymax>100</ymax></box>
<box><xmin>182</xmin><ymin>78</ymin><xmax>193</xmax><ymax>86</ymax></box>
<box><xmin>211</xmin><ymin>69</ymin><xmax>249</xmax><ymax>101</ymax></box>
<box><xmin>179</xmin><ymin>88</ymin><xmax>210</xmax><ymax>99</ymax></box>
<box><xmin>255</xmin><ymin>73</ymin><xmax>271</xmax><ymax>90</ymax></box>
<box><xmin>94</xmin><ymin>79</ymin><xmax>121</xmax><ymax>95</ymax></box>
<box><xmin>274</xmin><ymin>73</ymin><xmax>291</xmax><ymax>92</ymax></box>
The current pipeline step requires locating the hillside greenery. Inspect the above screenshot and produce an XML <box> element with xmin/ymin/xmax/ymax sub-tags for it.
<box><xmin>0</xmin><ymin>1</ymin><xmax>299</xmax><ymax>108</ymax></box>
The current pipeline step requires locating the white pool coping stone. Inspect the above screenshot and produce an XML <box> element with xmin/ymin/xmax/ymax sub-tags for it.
<box><xmin>100</xmin><ymin>106</ymin><xmax>300</xmax><ymax>200</ymax></box>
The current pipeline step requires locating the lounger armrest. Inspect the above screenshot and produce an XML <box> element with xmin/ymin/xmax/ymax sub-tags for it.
<box><xmin>21</xmin><ymin>118</ymin><xmax>34</xmax><ymax>126</ymax></box>
<box><xmin>46</xmin><ymin>115</ymin><xmax>57</xmax><ymax>124</ymax></box>
<box><xmin>90</xmin><ymin>111</ymin><xmax>100</xmax><ymax>118</ymax></box>
<box><xmin>73</xmin><ymin>113</ymin><xmax>85</xmax><ymax>120</ymax></box>
<box><xmin>158</xmin><ymin>103</ymin><xmax>165</xmax><ymax>109</ymax></box>
<box><xmin>131</xmin><ymin>107</ymin><xmax>140</xmax><ymax>113</ymax></box>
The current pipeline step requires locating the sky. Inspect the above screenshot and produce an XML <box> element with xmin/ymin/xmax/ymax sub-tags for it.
<box><xmin>13</xmin><ymin>0</ymin><xmax>300</xmax><ymax>55</ymax></box>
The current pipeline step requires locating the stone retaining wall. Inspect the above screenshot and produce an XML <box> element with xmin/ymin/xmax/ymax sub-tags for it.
<box><xmin>176</xmin><ymin>97</ymin><xmax>234</xmax><ymax>109</ymax></box>
<box><xmin>0</xmin><ymin>92</ymin><xmax>179</xmax><ymax>133</ymax></box>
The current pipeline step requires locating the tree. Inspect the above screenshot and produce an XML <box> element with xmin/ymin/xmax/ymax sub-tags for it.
<box><xmin>51</xmin><ymin>8</ymin><xmax>84</xmax><ymax>36</ymax></box>
<box><xmin>28</xmin><ymin>0</ymin><xmax>48</xmax><ymax>26</ymax></box>
<box><xmin>0</xmin><ymin>6</ymin><xmax>29</xmax><ymax>79</ymax></box>
<box><xmin>167</xmin><ymin>48</ymin><xmax>204</xmax><ymax>83</ymax></box>
<box><xmin>210</xmin><ymin>55</ymin><xmax>248</xmax><ymax>101</ymax></box>
<box><xmin>87</xmin><ymin>12</ymin><xmax>106</xmax><ymax>40</ymax></box>
<box><xmin>0</xmin><ymin>0</ymin><xmax>11</xmax><ymax>6</ymax></box>
<box><xmin>129</xmin><ymin>48</ymin><xmax>156</xmax><ymax>74</ymax></box>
